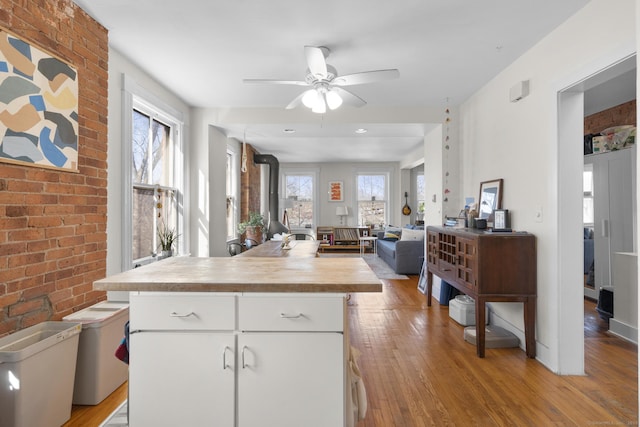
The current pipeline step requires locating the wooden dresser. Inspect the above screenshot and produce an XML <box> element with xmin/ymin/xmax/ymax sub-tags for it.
<box><xmin>426</xmin><ymin>226</ymin><xmax>537</xmax><ymax>358</ymax></box>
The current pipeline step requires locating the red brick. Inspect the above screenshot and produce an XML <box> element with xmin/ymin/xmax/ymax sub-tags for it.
<box><xmin>8</xmin><ymin>252</ymin><xmax>45</xmax><ymax>269</ymax></box>
<box><xmin>8</xmin><ymin>299</ymin><xmax>44</xmax><ymax>317</ymax></box>
<box><xmin>0</xmin><ymin>0</ymin><xmax>108</xmax><ymax>337</ymax></box>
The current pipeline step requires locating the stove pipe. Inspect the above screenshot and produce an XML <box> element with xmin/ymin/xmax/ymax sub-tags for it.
<box><xmin>253</xmin><ymin>154</ymin><xmax>289</xmax><ymax>238</ymax></box>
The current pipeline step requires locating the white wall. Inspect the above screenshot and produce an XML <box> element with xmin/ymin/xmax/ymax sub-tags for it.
<box><xmin>458</xmin><ymin>0</ymin><xmax>636</xmax><ymax>372</ymax></box>
<box><xmin>106</xmin><ymin>49</ymin><xmax>191</xmax><ymax>276</ymax></box>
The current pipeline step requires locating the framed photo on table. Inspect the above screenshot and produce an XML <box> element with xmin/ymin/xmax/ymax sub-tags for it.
<box><xmin>328</xmin><ymin>181</ymin><xmax>343</xmax><ymax>202</ymax></box>
<box><xmin>478</xmin><ymin>179</ymin><xmax>503</xmax><ymax>219</ymax></box>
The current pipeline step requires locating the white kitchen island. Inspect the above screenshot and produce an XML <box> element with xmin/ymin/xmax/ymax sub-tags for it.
<box><xmin>93</xmin><ymin>256</ymin><xmax>382</xmax><ymax>427</ymax></box>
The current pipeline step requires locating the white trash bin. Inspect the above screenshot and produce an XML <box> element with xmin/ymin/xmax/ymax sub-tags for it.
<box><xmin>64</xmin><ymin>301</ymin><xmax>129</xmax><ymax>405</ymax></box>
<box><xmin>0</xmin><ymin>321</ymin><xmax>82</xmax><ymax>427</ymax></box>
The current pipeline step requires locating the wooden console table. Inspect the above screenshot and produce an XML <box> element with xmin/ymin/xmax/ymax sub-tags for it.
<box><xmin>426</xmin><ymin>226</ymin><xmax>537</xmax><ymax>358</ymax></box>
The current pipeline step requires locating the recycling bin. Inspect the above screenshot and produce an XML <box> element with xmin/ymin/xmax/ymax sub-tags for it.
<box><xmin>0</xmin><ymin>321</ymin><xmax>82</xmax><ymax>427</ymax></box>
<box><xmin>63</xmin><ymin>301</ymin><xmax>129</xmax><ymax>405</ymax></box>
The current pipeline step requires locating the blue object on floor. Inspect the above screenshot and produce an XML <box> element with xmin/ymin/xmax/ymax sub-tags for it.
<box><xmin>439</xmin><ymin>281</ymin><xmax>460</xmax><ymax>306</ymax></box>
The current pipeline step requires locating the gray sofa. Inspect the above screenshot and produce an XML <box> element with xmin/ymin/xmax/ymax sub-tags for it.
<box><xmin>376</xmin><ymin>227</ymin><xmax>424</xmax><ymax>275</ymax></box>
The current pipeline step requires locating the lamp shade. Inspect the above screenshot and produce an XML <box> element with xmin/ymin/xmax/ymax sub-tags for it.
<box><xmin>336</xmin><ymin>206</ymin><xmax>349</xmax><ymax>216</ymax></box>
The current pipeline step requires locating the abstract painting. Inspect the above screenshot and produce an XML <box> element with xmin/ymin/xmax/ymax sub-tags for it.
<box><xmin>0</xmin><ymin>27</ymin><xmax>78</xmax><ymax>172</ymax></box>
<box><xmin>329</xmin><ymin>181</ymin><xmax>343</xmax><ymax>202</ymax></box>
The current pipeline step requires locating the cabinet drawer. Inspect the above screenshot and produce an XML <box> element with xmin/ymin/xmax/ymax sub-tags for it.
<box><xmin>239</xmin><ymin>296</ymin><xmax>344</xmax><ymax>332</ymax></box>
<box><xmin>130</xmin><ymin>293</ymin><xmax>236</xmax><ymax>331</ymax></box>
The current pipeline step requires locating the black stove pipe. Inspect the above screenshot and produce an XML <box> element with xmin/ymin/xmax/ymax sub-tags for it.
<box><xmin>253</xmin><ymin>154</ymin><xmax>289</xmax><ymax>238</ymax></box>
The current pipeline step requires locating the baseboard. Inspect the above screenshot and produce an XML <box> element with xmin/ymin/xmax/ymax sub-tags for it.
<box><xmin>609</xmin><ymin>318</ymin><xmax>638</xmax><ymax>344</ymax></box>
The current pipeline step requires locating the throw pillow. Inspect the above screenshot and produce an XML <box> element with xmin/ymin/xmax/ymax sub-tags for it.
<box><xmin>383</xmin><ymin>226</ymin><xmax>402</xmax><ymax>241</ymax></box>
<box><xmin>400</xmin><ymin>228</ymin><xmax>424</xmax><ymax>241</ymax></box>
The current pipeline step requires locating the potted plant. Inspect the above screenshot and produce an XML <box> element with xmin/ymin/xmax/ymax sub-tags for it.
<box><xmin>157</xmin><ymin>221</ymin><xmax>179</xmax><ymax>258</ymax></box>
<box><xmin>238</xmin><ymin>211</ymin><xmax>266</xmax><ymax>245</ymax></box>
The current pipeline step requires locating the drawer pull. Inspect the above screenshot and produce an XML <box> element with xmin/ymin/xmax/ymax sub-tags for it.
<box><xmin>241</xmin><ymin>346</ymin><xmax>248</xmax><ymax>369</ymax></box>
<box><xmin>280</xmin><ymin>312</ymin><xmax>304</xmax><ymax>319</ymax></box>
<box><xmin>223</xmin><ymin>346</ymin><xmax>231</xmax><ymax>370</ymax></box>
<box><xmin>169</xmin><ymin>311</ymin><xmax>195</xmax><ymax>318</ymax></box>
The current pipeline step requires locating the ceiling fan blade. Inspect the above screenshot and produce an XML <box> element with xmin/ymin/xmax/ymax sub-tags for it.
<box><xmin>332</xmin><ymin>69</ymin><xmax>400</xmax><ymax>86</ymax></box>
<box><xmin>332</xmin><ymin>87</ymin><xmax>367</xmax><ymax>108</ymax></box>
<box><xmin>285</xmin><ymin>92</ymin><xmax>307</xmax><ymax>110</ymax></box>
<box><xmin>243</xmin><ymin>79</ymin><xmax>309</xmax><ymax>86</ymax></box>
<box><xmin>305</xmin><ymin>46</ymin><xmax>328</xmax><ymax>80</ymax></box>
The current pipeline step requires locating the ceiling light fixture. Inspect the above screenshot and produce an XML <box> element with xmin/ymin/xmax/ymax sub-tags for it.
<box><xmin>355</xmin><ymin>128</ymin><xmax>367</xmax><ymax>134</ymax></box>
<box><xmin>283</xmin><ymin>128</ymin><xmax>296</xmax><ymax>133</ymax></box>
<box><xmin>301</xmin><ymin>84</ymin><xmax>343</xmax><ymax>114</ymax></box>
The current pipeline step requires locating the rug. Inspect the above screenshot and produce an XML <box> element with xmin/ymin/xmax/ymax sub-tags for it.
<box><xmin>100</xmin><ymin>400</ymin><xmax>128</xmax><ymax>427</ymax></box>
<box><xmin>320</xmin><ymin>253</ymin><xmax>409</xmax><ymax>280</ymax></box>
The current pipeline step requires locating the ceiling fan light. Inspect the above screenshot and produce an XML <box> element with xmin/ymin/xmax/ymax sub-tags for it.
<box><xmin>326</xmin><ymin>91</ymin><xmax>343</xmax><ymax>110</ymax></box>
<box><xmin>302</xmin><ymin>89</ymin><xmax>318</xmax><ymax>108</ymax></box>
<box><xmin>312</xmin><ymin>93</ymin><xmax>326</xmax><ymax>113</ymax></box>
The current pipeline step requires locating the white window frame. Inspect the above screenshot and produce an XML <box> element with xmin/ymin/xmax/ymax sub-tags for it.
<box><xmin>122</xmin><ymin>75</ymin><xmax>185</xmax><ymax>271</ymax></box>
<box><xmin>280</xmin><ymin>168</ymin><xmax>319</xmax><ymax>232</ymax></box>
<box><xmin>355</xmin><ymin>169</ymin><xmax>391</xmax><ymax>227</ymax></box>
<box><xmin>226</xmin><ymin>145</ymin><xmax>240</xmax><ymax>241</ymax></box>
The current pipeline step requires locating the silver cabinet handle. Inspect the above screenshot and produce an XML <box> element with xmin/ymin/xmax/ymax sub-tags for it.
<box><xmin>241</xmin><ymin>346</ymin><xmax>248</xmax><ymax>369</ymax></box>
<box><xmin>280</xmin><ymin>312</ymin><xmax>304</xmax><ymax>319</ymax></box>
<box><xmin>223</xmin><ymin>346</ymin><xmax>231</xmax><ymax>370</ymax></box>
<box><xmin>169</xmin><ymin>311</ymin><xmax>195</xmax><ymax>318</ymax></box>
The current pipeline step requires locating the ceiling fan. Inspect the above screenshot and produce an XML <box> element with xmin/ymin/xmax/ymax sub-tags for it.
<box><xmin>243</xmin><ymin>46</ymin><xmax>400</xmax><ymax>113</ymax></box>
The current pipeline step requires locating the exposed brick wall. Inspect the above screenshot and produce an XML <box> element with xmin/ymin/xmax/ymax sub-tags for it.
<box><xmin>584</xmin><ymin>100</ymin><xmax>636</xmax><ymax>135</ymax></box>
<box><xmin>240</xmin><ymin>144</ymin><xmax>262</xmax><ymax>223</ymax></box>
<box><xmin>0</xmin><ymin>1</ymin><xmax>108</xmax><ymax>337</ymax></box>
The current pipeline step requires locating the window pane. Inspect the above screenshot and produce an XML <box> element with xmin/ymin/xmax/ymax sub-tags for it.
<box><xmin>226</xmin><ymin>152</ymin><xmax>235</xmax><ymax>239</ymax></box>
<box><xmin>132</xmin><ymin>110</ymin><xmax>150</xmax><ymax>184</ymax></box>
<box><xmin>151</xmin><ymin>119</ymin><xmax>171</xmax><ymax>185</ymax></box>
<box><xmin>583</xmin><ymin>198</ymin><xmax>594</xmax><ymax>224</ymax></box>
<box><xmin>583</xmin><ymin>169</ymin><xmax>593</xmax><ymax>193</ymax></box>
<box><xmin>285</xmin><ymin>175</ymin><xmax>313</xmax><ymax>228</ymax></box>
<box><xmin>358</xmin><ymin>200</ymin><xmax>386</xmax><ymax>228</ymax></box>
<box><xmin>358</xmin><ymin>175</ymin><xmax>385</xmax><ymax>200</ymax></box>
<box><xmin>358</xmin><ymin>174</ymin><xmax>386</xmax><ymax>226</ymax></box>
<box><xmin>132</xmin><ymin>187</ymin><xmax>155</xmax><ymax>259</ymax></box>
<box><xmin>417</xmin><ymin>174</ymin><xmax>425</xmax><ymax>213</ymax></box>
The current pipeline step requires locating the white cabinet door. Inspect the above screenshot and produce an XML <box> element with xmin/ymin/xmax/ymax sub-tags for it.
<box><xmin>237</xmin><ymin>332</ymin><xmax>344</xmax><ymax>427</ymax></box>
<box><xmin>129</xmin><ymin>331</ymin><xmax>235</xmax><ymax>427</ymax></box>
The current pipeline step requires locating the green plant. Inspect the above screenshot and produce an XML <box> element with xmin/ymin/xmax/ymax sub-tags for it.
<box><xmin>157</xmin><ymin>221</ymin><xmax>179</xmax><ymax>251</ymax></box>
<box><xmin>237</xmin><ymin>211</ymin><xmax>266</xmax><ymax>234</ymax></box>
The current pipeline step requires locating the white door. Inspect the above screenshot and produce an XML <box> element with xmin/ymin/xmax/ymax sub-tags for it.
<box><xmin>129</xmin><ymin>331</ymin><xmax>235</xmax><ymax>427</ymax></box>
<box><xmin>237</xmin><ymin>333</ymin><xmax>344</xmax><ymax>427</ymax></box>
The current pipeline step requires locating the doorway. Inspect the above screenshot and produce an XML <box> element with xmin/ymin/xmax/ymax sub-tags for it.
<box><xmin>557</xmin><ymin>52</ymin><xmax>637</xmax><ymax>374</ymax></box>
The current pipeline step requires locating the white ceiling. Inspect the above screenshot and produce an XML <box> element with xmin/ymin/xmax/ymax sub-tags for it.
<box><xmin>72</xmin><ymin>0</ymin><xmax>591</xmax><ymax>163</ymax></box>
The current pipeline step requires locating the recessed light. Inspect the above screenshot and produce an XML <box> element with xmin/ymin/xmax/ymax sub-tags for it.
<box><xmin>355</xmin><ymin>128</ymin><xmax>367</xmax><ymax>134</ymax></box>
<box><xmin>283</xmin><ymin>128</ymin><xmax>296</xmax><ymax>133</ymax></box>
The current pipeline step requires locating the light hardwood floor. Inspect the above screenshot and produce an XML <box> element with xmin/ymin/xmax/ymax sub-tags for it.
<box><xmin>64</xmin><ymin>276</ymin><xmax>638</xmax><ymax>426</ymax></box>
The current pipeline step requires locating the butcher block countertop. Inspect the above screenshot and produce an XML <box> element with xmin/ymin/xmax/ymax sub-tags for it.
<box><xmin>94</xmin><ymin>256</ymin><xmax>382</xmax><ymax>293</ymax></box>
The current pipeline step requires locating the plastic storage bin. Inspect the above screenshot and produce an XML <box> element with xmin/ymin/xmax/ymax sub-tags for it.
<box><xmin>0</xmin><ymin>321</ymin><xmax>82</xmax><ymax>427</ymax></box>
<box><xmin>63</xmin><ymin>301</ymin><xmax>129</xmax><ymax>405</ymax></box>
<box><xmin>448</xmin><ymin>295</ymin><xmax>488</xmax><ymax>326</ymax></box>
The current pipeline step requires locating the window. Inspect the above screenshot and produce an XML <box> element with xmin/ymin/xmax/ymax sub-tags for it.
<box><xmin>357</xmin><ymin>174</ymin><xmax>387</xmax><ymax>227</ymax></box>
<box><xmin>131</xmin><ymin>108</ymin><xmax>179</xmax><ymax>262</ymax></box>
<box><xmin>416</xmin><ymin>173</ymin><xmax>425</xmax><ymax>216</ymax></box>
<box><xmin>123</xmin><ymin>75</ymin><xmax>184</xmax><ymax>270</ymax></box>
<box><xmin>583</xmin><ymin>164</ymin><xmax>594</xmax><ymax>225</ymax></box>
<box><xmin>226</xmin><ymin>149</ymin><xmax>238</xmax><ymax>240</ymax></box>
<box><xmin>283</xmin><ymin>174</ymin><xmax>314</xmax><ymax>229</ymax></box>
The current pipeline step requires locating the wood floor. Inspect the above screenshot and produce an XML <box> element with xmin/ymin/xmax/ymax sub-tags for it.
<box><xmin>64</xmin><ymin>276</ymin><xmax>638</xmax><ymax>426</ymax></box>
